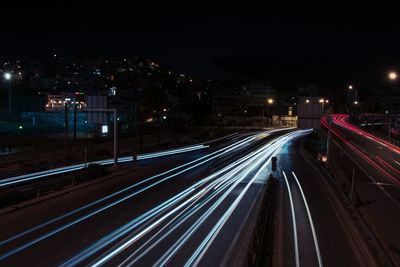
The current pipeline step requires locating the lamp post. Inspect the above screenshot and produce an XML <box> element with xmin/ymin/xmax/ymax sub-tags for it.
<box><xmin>348</xmin><ymin>84</ymin><xmax>357</xmax><ymax>102</ymax></box>
<box><xmin>4</xmin><ymin>72</ymin><xmax>12</xmax><ymax>114</ymax></box>
<box><xmin>265</xmin><ymin>98</ymin><xmax>274</xmax><ymax>127</ymax></box>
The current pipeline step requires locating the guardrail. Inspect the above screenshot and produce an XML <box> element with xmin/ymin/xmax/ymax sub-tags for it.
<box><xmin>0</xmin><ymin>164</ymin><xmax>107</xmax><ymax>208</ymax></box>
<box><xmin>246</xmin><ymin>175</ymin><xmax>276</xmax><ymax>267</ymax></box>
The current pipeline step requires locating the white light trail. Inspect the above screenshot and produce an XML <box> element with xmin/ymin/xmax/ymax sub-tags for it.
<box><xmin>292</xmin><ymin>171</ymin><xmax>323</xmax><ymax>267</ymax></box>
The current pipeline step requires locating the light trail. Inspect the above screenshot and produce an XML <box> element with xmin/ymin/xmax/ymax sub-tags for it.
<box><xmin>65</xmin><ymin>130</ymin><xmax>310</xmax><ymax>266</ymax></box>
<box><xmin>0</xmin><ymin>130</ymin><xmax>275</xmax><ymax>260</ymax></box>
<box><xmin>332</xmin><ymin>114</ymin><xmax>400</xmax><ymax>155</ymax></box>
<box><xmin>182</xmin><ymin>133</ymin><xmax>302</xmax><ymax>267</ymax></box>
<box><xmin>64</xmin><ymin>132</ymin><xmax>285</xmax><ymax>266</ymax></box>
<box><xmin>292</xmin><ymin>171</ymin><xmax>323</xmax><ymax>267</ymax></box>
<box><xmin>321</xmin><ymin>116</ymin><xmax>400</xmax><ymax>186</ymax></box>
<box><xmin>0</xmin><ymin>144</ymin><xmax>210</xmax><ymax>187</ymax></box>
<box><xmin>282</xmin><ymin>171</ymin><xmax>300</xmax><ymax>267</ymax></box>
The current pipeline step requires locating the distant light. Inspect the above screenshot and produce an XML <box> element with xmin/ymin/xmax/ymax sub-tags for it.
<box><xmin>319</xmin><ymin>98</ymin><xmax>324</xmax><ymax>103</ymax></box>
<box><xmin>53</xmin><ymin>54</ymin><xmax>57</xmax><ymax>57</ymax></box>
<box><xmin>163</xmin><ymin>108</ymin><xmax>167</xmax><ymax>112</ymax></box>
<box><xmin>354</xmin><ymin>101</ymin><xmax>358</xmax><ymax>105</ymax></box>
<box><xmin>4</xmin><ymin>72</ymin><xmax>11</xmax><ymax>80</ymax></box>
<box><xmin>385</xmin><ymin>110</ymin><xmax>389</xmax><ymax>114</ymax></box>
<box><xmin>348</xmin><ymin>85</ymin><xmax>353</xmax><ymax>90</ymax></box>
<box><xmin>101</xmin><ymin>125</ymin><xmax>108</xmax><ymax>134</ymax></box>
<box><xmin>306</xmin><ymin>99</ymin><xmax>310</xmax><ymax>103</ymax></box>
<box><xmin>388</xmin><ymin>71</ymin><xmax>398</xmax><ymax>80</ymax></box>
<box><xmin>18</xmin><ymin>125</ymin><xmax>23</xmax><ymax>129</ymax></box>
<box><xmin>325</xmin><ymin>100</ymin><xmax>329</xmax><ymax>103</ymax></box>
<box><xmin>244</xmin><ymin>110</ymin><xmax>247</xmax><ymax>114</ymax></box>
<box><xmin>267</xmin><ymin>98</ymin><xmax>274</xmax><ymax>104</ymax></box>
<box><xmin>163</xmin><ymin>115</ymin><xmax>167</xmax><ymax>120</ymax></box>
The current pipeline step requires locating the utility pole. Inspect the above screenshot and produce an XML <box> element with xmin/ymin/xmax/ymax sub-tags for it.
<box><xmin>73</xmin><ymin>100</ymin><xmax>77</xmax><ymax>142</ymax></box>
<box><xmin>64</xmin><ymin>103</ymin><xmax>69</xmax><ymax>159</ymax></box>
<box><xmin>8</xmin><ymin>80</ymin><xmax>12</xmax><ymax>115</ymax></box>
<box><xmin>114</xmin><ymin>110</ymin><xmax>118</xmax><ymax>166</ymax></box>
<box><xmin>326</xmin><ymin>117</ymin><xmax>332</xmax><ymax>167</ymax></box>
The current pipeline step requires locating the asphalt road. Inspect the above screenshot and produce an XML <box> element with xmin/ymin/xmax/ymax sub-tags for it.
<box><xmin>274</xmin><ymin>138</ymin><xmax>365</xmax><ymax>267</ymax></box>
<box><xmin>0</xmin><ymin>128</ymin><xmax>313</xmax><ymax>266</ymax></box>
<box><xmin>323</xmin><ymin>114</ymin><xmax>400</xmax><ymax>266</ymax></box>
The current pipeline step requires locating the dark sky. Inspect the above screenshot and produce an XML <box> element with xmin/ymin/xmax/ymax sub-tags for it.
<box><xmin>1</xmin><ymin>3</ymin><xmax>399</xmax><ymax>86</ymax></box>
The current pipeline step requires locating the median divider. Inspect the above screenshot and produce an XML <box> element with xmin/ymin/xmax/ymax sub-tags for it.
<box><xmin>246</xmin><ymin>174</ymin><xmax>277</xmax><ymax>267</ymax></box>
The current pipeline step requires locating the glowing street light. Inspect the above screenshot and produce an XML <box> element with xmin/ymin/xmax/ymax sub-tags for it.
<box><xmin>267</xmin><ymin>98</ymin><xmax>274</xmax><ymax>104</ymax></box>
<box><xmin>305</xmin><ymin>99</ymin><xmax>310</xmax><ymax>104</ymax></box>
<box><xmin>388</xmin><ymin>71</ymin><xmax>398</xmax><ymax>81</ymax></box>
<box><xmin>348</xmin><ymin>85</ymin><xmax>353</xmax><ymax>90</ymax></box>
<box><xmin>353</xmin><ymin>101</ymin><xmax>358</xmax><ymax>105</ymax></box>
<box><xmin>4</xmin><ymin>72</ymin><xmax>12</xmax><ymax>114</ymax></box>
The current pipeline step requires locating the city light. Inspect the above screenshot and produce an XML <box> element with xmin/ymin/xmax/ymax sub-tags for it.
<box><xmin>348</xmin><ymin>85</ymin><xmax>353</xmax><ymax>90</ymax></box>
<box><xmin>267</xmin><ymin>98</ymin><xmax>274</xmax><ymax>104</ymax></box>
<box><xmin>319</xmin><ymin>99</ymin><xmax>324</xmax><ymax>103</ymax></box>
<box><xmin>306</xmin><ymin>99</ymin><xmax>310</xmax><ymax>103</ymax></box>
<box><xmin>388</xmin><ymin>71</ymin><xmax>398</xmax><ymax>80</ymax></box>
<box><xmin>353</xmin><ymin>101</ymin><xmax>358</xmax><ymax>105</ymax></box>
<box><xmin>325</xmin><ymin>100</ymin><xmax>329</xmax><ymax>103</ymax></box>
<box><xmin>4</xmin><ymin>72</ymin><xmax>11</xmax><ymax>80</ymax></box>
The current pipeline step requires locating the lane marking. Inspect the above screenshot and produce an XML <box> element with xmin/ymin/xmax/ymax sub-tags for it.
<box><xmin>292</xmin><ymin>171</ymin><xmax>323</xmax><ymax>267</ymax></box>
<box><xmin>282</xmin><ymin>171</ymin><xmax>300</xmax><ymax>267</ymax></box>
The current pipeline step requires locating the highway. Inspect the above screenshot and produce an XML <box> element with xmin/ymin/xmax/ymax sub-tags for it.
<box><xmin>322</xmin><ymin>114</ymin><xmax>400</xmax><ymax>265</ymax></box>
<box><xmin>0</xmin><ymin>128</ymin><xmax>311</xmax><ymax>266</ymax></box>
<box><xmin>274</xmin><ymin>138</ymin><xmax>369</xmax><ymax>267</ymax></box>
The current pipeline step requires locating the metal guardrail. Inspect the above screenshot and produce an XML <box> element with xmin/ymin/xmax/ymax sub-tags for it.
<box><xmin>0</xmin><ymin>164</ymin><xmax>107</xmax><ymax>208</ymax></box>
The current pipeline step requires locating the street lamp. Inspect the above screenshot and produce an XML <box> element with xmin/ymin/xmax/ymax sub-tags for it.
<box><xmin>4</xmin><ymin>72</ymin><xmax>12</xmax><ymax>114</ymax></box>
<box><xmin>348</xmin><ymin>85</ymin><xmax>353</xmax><ymax>90</ymax></box>
<box><xmin>388</xmin><ymin>71</ymin><xmax>398</xmax><ymax>81</ymax></box>
<box><xmin>263</xmin><ymin>98</ymin><xmax>274</xmax><ymax>127</ymax></box>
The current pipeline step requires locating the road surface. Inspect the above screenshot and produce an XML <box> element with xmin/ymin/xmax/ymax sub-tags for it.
<box><xmin>322</xmin><ymin>114</ymin><xmax>400</xmax><ymax>266</ymax></box>
<box><xmin>0</xmin><ymin>128</ymin><xmax>310</xmax><ymax>266</ymax></box>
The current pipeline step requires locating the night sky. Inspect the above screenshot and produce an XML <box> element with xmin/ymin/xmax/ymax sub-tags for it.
<box><xmin>1</xmin><ymin>3</ymin><xmax>399</xmax><ymax>87</ymax></box>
